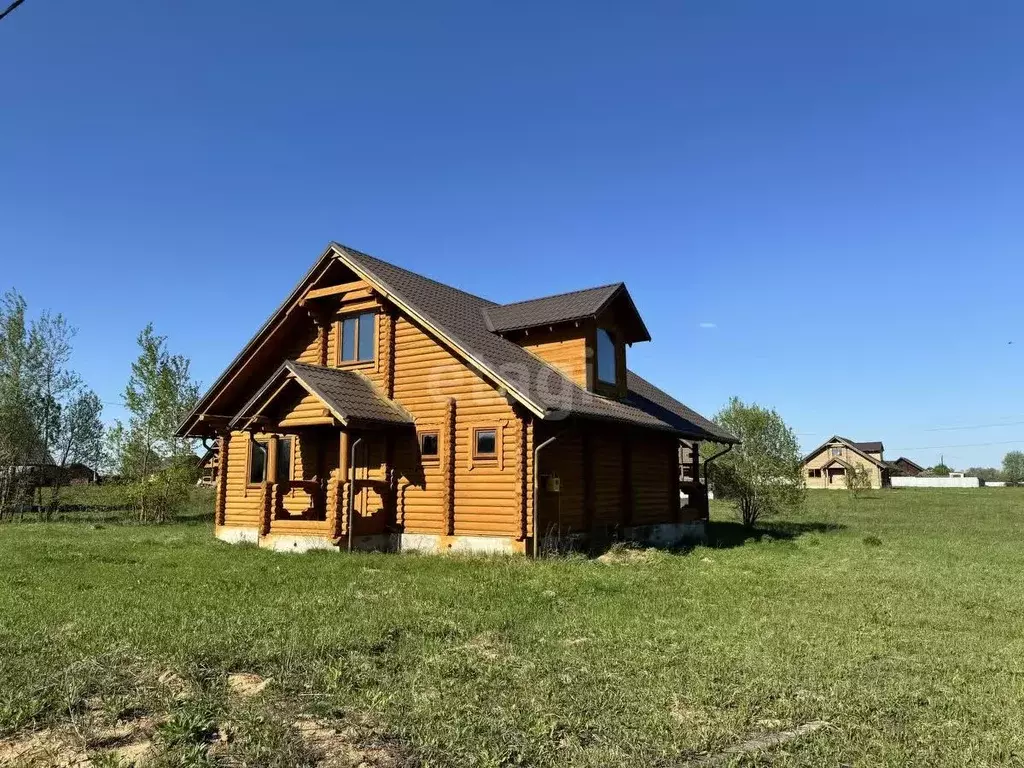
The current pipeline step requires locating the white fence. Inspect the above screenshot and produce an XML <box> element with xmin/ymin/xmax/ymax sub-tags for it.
<box><xmin>891</xmin><ymin>476</ymin><xmax>980</xmax><ymax>489</ymax></box>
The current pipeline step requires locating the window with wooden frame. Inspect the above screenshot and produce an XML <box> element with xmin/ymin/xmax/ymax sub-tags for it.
<box><xmin>808</xmin><ymin>468</ymin><xmax>822</xmax><ymax>478</ymax></box>
<box><xmin>247</xmin><ymin>436</ymin><xmax>293</xmax><ymax>486</ymax></box>
<box><xmin>419</xmin><ymin>431</ymin><xmax>439</xmax><ymax>462</ymax></box>
<box><xmin>473</xmin><ymin>428</ymin><xmax>498</xmax><ymax>459</ymax></box>
<box><xmin>338</xmin><ymin>311</ymin><xmax>377</xmax><ymax>364</ymax></box>
<box><xmin>831</xmin><ymin>447</ymin><xmax>842</xmax><ymax>457</ymax></box>
<box><xmin>248</xmin><ymin>440</ymin><xmax>267</xmax><ymax>485</ymax></box>
<box><xmin>596</xmin><ymin>328</ymin><xmax>617</xmax><ymax>385</ymax></box>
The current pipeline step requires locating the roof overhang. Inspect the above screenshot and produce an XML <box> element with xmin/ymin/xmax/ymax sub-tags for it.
<box><xmin>231</xmin><ymin>360</ymin><xmax>413</xmax><ymax>432</ymax></box>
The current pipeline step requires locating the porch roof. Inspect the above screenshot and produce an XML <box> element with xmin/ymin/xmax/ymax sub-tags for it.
<box><xmin>231</xmin><ymin>360</ymin><xmax>413</xmax><ymax>430</ymax></box>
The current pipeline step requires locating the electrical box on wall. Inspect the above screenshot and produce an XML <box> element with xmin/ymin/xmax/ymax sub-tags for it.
<box><xmin>544</xmin><ymin>475</ymin><xmax>561</xmax><ymax>493</ymax></box>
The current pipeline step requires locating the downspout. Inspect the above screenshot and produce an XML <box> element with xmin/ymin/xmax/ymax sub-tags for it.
<box><xmin>347</xmin><ymin>436</ymin><xmax>363</xmax><ymax>553</ymax></box>
<box><xmin>532</xmin><ymin>430</ymin><xmax>565</xmax><ymax>558</ymax></box>
<box><xmin>701</xmin><ymin>443</ymin><xmax>734</xmax><ymax>500</ymax></box>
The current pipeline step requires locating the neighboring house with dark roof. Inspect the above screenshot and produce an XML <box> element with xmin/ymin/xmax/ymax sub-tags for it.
<box><xmin>802</xmin><ymin>435</ymin><xmax>890</xmax><ymax>490</ymax></box>
<box><xmin>888</xmin><ymin>456</ymin><xmax>925</xmax><ymax>477</ymax></box>
<box><xmin>177</xmin><ymin>242</ymin><xmax>736</xmax><ymax>554</ymax></box>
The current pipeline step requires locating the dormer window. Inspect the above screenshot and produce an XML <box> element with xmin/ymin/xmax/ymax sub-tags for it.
<box><xmin>596</xmin><ymin>328</ymin><xmax>617</xmax><ymax>384</ymax></box>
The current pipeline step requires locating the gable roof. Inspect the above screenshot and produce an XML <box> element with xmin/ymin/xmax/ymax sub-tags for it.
<box><xmin>483</xmin><ymin>283</ymin><xmax>651</xmax><ymax>342</ymax></box>
<box><xmin>179</xmin><ymin>243</ymin><xmax>736</xmax><ymax>443</ymax></box>
<box><xmin>232</xmin><ymin>360</ymin><xmax>413</xmax><ymax>430</ymax></box>
<box><xmin>891</xmin><ymin>456</ymin><xmax>925</xmax><ymax>472</ymax></box>
<box><xmin>802</xmin><ymin>435</ymin><xmax>886</xmax><ymax>467</ymax></box>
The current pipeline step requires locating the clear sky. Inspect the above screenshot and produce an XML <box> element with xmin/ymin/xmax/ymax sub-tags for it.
<box><xmin>2</xmin><ymin>1</ymin><xmax>1022</xmax><ymax>468</ymax></box>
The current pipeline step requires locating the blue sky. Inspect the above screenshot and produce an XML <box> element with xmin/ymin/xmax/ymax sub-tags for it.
<box><xmin>2</xmin><ymin>1</ymin><xmax>1022</xmax><ymax>468</ymax></box>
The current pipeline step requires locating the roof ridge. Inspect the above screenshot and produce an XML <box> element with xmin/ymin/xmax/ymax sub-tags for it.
<box><xmin>332</xmin><ymin>242</ymin><xmax>500</xmax><ymax>308</ymax></box>
<box><xmin>494</xmin><ymin>282</ymin><xmax>623</xmax><ymax>310</ymax></box>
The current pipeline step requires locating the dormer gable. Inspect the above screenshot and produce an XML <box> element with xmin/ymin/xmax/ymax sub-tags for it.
<box><xmin>484</xmin><ymin>284</ymin><xmax>650</xmax><ymax>398</ymax></box>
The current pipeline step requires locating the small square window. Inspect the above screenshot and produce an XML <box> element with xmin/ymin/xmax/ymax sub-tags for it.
<box><xmin>474</xmin><ymin>428</ymin><xmax>497</xmax><ymax>457</ymax></box>
<box><xmin>831</xmin><ymin>447</ymin><xmax>841</xmax><ymax>456</ymax></box>
<box><xmin>420</xmin><ymin>432</ymin><xmax>439</xmax><ymax>459</ymax></box>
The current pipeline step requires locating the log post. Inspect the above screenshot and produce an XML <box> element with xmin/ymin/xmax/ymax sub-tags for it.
<box><xmin>259</xmin><ymin>480</ymin><xmax>273</xmax><ymax>536</ymax></box>
<box><xmin>442</xmin><ymin>398</ymin><xmax>456</xmax><ymax>536</ymax></box>
<box><xmin>215</xmin><ymin>432</ymin><xmax>229</xmax><ymax>527</ymax></box>
<box><xmin>381</xmin><ymin>311</ymin><xmax>396</xmax><ymax>399</ymax></box>
<box><xmin>514</xmin><ymin>415</ymin><xmax>526</xmax><ymax>540</ymax></box>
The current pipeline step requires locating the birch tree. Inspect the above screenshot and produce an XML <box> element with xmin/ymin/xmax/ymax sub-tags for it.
<box><xmin>109</xmin><ymin>324</ymin><xmax>200</xmax><ymax>521</ymax></box>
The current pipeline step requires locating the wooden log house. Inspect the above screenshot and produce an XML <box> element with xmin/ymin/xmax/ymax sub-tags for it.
<box><xmin>177</xmin><ymin>243</ymin><xmax>737</xmax><ymax>553</ymax></box>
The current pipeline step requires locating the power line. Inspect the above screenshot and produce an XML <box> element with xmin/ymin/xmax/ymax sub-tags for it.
<box><xmin>923</xmin><ymin>419</ymin><xmax>1024</xmax><ymax>432</ymax></box>
<box><xmin>887</xmin><ymin>439</ymin><xmax>1024</xmax><ymax>452</ymax></box>
<box><xmin>0</xmin><ymin>0</ymin><xmax>26</xmax><ymax>23</ymax></box>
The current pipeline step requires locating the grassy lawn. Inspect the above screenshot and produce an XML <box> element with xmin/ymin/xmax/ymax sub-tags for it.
<box><xmin>1</xmin><ymin>489</ymin><xmax>1023</xmax><ymax>766</ymax></box>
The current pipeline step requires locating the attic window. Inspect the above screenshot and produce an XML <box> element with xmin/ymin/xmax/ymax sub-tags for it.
<box><xmin>596</xmin><ymin>328</ymin><xmax>616</xmax><ymax>384</ymax></box>
<box><xmin>831</xmin><ymin>447</ymin><xmax>841</xmax><ymax>457</ymax></box>
<box><xmin>340</xmin><ymin>312</ymin><xmax>376</xmax><ymax>363</ymax></box>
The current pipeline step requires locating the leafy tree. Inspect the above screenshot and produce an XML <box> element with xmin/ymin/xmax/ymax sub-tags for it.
<box><xmin>0</xmin><ymin>291</ymin><xmax>105</xmax><ymax>519</ymax></box>
<box><xmin>928</xmin><ymin>463</ymin><xmax>952</xmax><ymax>477</ymax></box>
<box><xmin>704</xmin><ymin>396</ymin><xmax>804</xmax><ymax>528</ymax></box>
<box><xmin>845</xmin><ymin>464</ymin><xmax>873</xmax><ymax>497</ymax></box>
<box><xmin>0</xmin><ymin>291</ymin><xmax>38</xmax><ymax>517</ymax></box>
<box><xmin>108</xmin><ymin>324</ymin><xmax>199</xmax><ymax>521</ymax></box>
<box><xmin>965</xmin><ymin>467</ymin><xmax>1004</xmax><ymax>483</ymax></box>
<box><xmin>1003</xmin><ymin>451</ymin><xmax>1024</xmax><ymax>487</ymax></box>
<box><xmin>49</xmin><ymin>390</ymin><xmax>104</xmax><ymax>511</ymax></box>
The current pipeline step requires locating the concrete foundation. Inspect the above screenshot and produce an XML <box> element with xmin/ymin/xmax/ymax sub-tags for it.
<box><xmin>215</xmin><ymin>526</ymin><xmax>260</xmax><ymax>545</ymax></box>
<box><xmin>214</xmin><ymin>524</ymin><xmax>704</xmax><ymax>554</ymax></box>
<box><xmin>399</xmin><ymin>533</ymin><xmax>522</xmax><ymax>555</ymax></box>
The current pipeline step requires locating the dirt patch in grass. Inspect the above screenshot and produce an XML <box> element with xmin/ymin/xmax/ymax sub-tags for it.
<box><xmin>0</xmin><ymin>706</ymin><xmax>159</xmax><ymax>767</ymax></box>
<box><xmin>0</xmin><ymin>673</ymin><xmax>408</xmax><ymax>768</ymax></box>
<box><xmin>291</xmin><ymin>715</ymin><xmax>407</xmax><ymax>767</ymax></box>
<box><xmin>595</xmin><ymin>544</ymin><xmax>659</xmax><ymax>564</ymax></box>
<box><xmin>227</xmin><ymin>672</ymin><xmax>272</xmax><ymax>699</ymax></box>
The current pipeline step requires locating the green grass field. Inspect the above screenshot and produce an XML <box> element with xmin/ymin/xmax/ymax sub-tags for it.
<box><xmin>1</xmin><ymin>489</ymin><xmax>1023</xmax><ymax>766</ymax></box>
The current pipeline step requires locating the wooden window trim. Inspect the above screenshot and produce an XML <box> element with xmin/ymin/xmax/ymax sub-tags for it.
<box><xmin>468</xmin><ymin>425</ymin><xmax>502</xmax><ymax>471</ymax></box>
<box><xmin>418</xmin><ymin>429</ymin><xmax>440</xmax><ymax>464</ymax></box>
<box><xmin>246</xmin><ymin>437</ymin><xmax>269</xmax><ymax>490</ymax></box>
<box><xmin>333</xmin><ymin>310</ymin><xmax>379</xmax><ymax>370</ymax></box>
<box><xmin>246</xmin><ymin>435</ymin><xmax>294</xmax><ymax>491</ymax></box>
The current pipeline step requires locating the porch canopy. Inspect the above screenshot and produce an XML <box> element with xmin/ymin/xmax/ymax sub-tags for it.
<box><xmin>231</xmin><ymin>360</ymin><xmax>413</xmax><ymax>432</ymax></box>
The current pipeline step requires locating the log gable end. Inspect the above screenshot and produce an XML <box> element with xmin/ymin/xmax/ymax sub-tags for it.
<box><xmin>182</xmin><ymin>242</ymin><xmax>737</xmax><ymax>554</ymax></box>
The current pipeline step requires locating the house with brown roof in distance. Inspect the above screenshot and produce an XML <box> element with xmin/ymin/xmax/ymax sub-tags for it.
<box><xmin>802</xmin><ymin>436</ymin><xmax>890</xmax><ymax>489</ymax></box>
<box><xmin>176</xmin><ymin>242</ymin><xmax>737</xmax><ymax>554</ymax></box>
<box><xmin>888</xmin><ymin>456</ymin><xmax>925</xmax><ymax>477</ymax></box>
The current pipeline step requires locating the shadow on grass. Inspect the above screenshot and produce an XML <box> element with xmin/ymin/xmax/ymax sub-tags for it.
<box><xmin>706</xmin><ymin>519</ymin><xmax>844</xmax><ymax>549</ymax></box>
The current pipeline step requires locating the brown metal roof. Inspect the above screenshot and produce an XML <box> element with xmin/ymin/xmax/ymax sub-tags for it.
<box><xmin>334</xmin><ymin>244</ymin><xmax>736</xmax><ymax>443</ymax></box>
<box><xmin>232</xmin><ymin>360</ymin><xmax>413</xmax><ymax>429</ymax></box>
<box><xmin>483</xmin><ymin>283</ymin><xmax>651</xmax><ymax>343</ymax></box>
<box><xmin>838</xmin><ymin>437</ymin><xmax>884</xmax><ymax>454</ymax></box>
<box><xmin>178</xmin><ymin>242</ymin><xmax>736</xmax><ymax>443</ymax></box>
